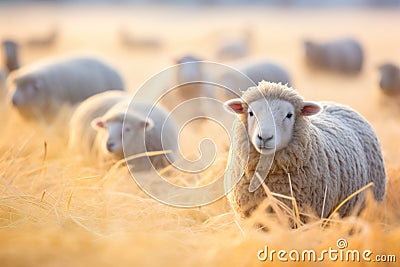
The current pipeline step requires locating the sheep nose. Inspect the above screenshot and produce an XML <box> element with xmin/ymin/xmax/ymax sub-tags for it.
<box><xmin>106</xmin><ymin>142</ymin><xmax>115</xmax><ymax>152</ymax></box>
<box><xmin>257</xmin><ymin>134</ymin><xmax>273</xmax><ymax>142</ymax></box>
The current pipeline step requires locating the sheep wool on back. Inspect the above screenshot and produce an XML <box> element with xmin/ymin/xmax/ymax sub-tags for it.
<box><xmin>225</xmin><ymin>81</ymin><xmax>386</xmax><ymax>220</ymax></box>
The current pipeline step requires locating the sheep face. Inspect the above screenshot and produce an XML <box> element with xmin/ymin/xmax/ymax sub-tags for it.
<box><xmin>91</xmin><ymin>119</ymin><xmax>123</xmax><ymax>156</ymax></box>
<box><xmin>92</xmin><ymin>114</ymin><xmax>154</xmax><ymax>158</ymax></box>
<box><xmin>104</xmin><ymin>120</ymin><xmax>125</xmax><ymax>154</ymax></box>
<box><xmin>224</xmin><ymin>97</ymin><xmax>320</xmax><ymax>155</ymax></box>
<box><xmin>122</xmin><ymin>116</ymin><xmax>154</xmax><ymax>157</ymax></box>
<box><xmin>248</xmin><ymin>98</ymin><xmax>296</xmax><ymax>155</ymax></box>
<box><xmin>11</xmin><ymin>78</ymin><xmax>43</xmax><ymax>108</ymax></box>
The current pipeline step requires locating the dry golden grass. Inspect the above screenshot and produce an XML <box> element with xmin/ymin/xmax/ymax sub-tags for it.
<box><xmin>1</xmin><ymin>110</ymin><xmax>399</xmax><ymax>267</ymax></box>
<box><xmin>1</xmin><ymin>4</ymin><xmax>400</xmax><ymax>267</ymax></box>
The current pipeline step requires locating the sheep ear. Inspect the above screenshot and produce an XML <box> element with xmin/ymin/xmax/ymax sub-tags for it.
<box><xmin>224</xmin><ymin>98</ymin><xmax>247</xmax><ymax>114</ymax></box>
<box><xmin>91</xmin><ymin>117</ymin><xmax>105</xmax><ymax>130</ymax></box>
<box><xmin>140</xmin><ymin>118</ymin><xmax>154</xmax><ymax>130</ymax></box>
<box><xmin>301</xmin><ymin>102</ymin><xmax>321</xmax><ymax>116</ymax></box>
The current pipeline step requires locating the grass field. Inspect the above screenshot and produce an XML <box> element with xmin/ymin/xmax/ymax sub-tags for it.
<box><xmin>0</xmin><ymin>4</ymin><xmax>399</xmax><ymax>266</ymax></box>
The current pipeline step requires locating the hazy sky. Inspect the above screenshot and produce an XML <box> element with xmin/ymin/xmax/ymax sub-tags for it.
<box><xmin>1</xmin><ymin>0</ymin><xmax>400</xmax><ymax>7</ymax></box>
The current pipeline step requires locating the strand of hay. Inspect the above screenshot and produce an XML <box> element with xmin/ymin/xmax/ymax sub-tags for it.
<box><xmin>287</xmin><ymin>172</ymin><xmax>301</xmax><ymax>228</ymax></box>
<box><xmin>322</xmin><ymin>182</ymin><xmax>374</xmax><ymax>228</ymax></box>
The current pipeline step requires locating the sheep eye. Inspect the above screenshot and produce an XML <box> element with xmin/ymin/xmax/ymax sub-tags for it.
<box><xmin>286</xmin><ymin>113</ymin><xmax>293</xmax><ymax>119</ymax></box>
<box><xmin>249</xmin><ymin>110</ymin><xmax>254</xmax><ymax>117</ymax></box>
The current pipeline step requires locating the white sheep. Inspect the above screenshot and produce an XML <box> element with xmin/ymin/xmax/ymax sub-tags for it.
<box><xmin>304</xmin><ymin>38</ymin><xmax>364</xmax><ymax>74</ymax></box>
<box><xmin>8</xmin><ymin>56</ymin><xmax>125</xmax><ymax>121</ymax></box>
<box><xmin>219</xmin><ymin>61</ymin><xmax>291</xmax><ymax>99</ymax></box>
<box><xmin>378</xmin><ymin>63</ymin><xmax>400</xmax><ymax>95</ymax></box>
<box><xmin>68</xmin><ymin>90</ymin><xmax>128</xmax><ymax>158</ymax></box>
<box><xmin>91</xmin><ymin>100</ymin><xmax>178</xmax><ymax>170</ymax></box>
<box><xmin>224</xmin><ymin>81</ymin><xmax>386</xmax><ymax>220</ymax></box>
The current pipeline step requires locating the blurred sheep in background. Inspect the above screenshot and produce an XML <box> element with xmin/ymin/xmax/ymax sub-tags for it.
<box><xmin>2</xmin><ymin>39</ymin><xmax>20</xmax><ymax>73</ymax></box>
<box><xmin>379</xmin><ymin>63</ymin><xmax>400</xmax><ymax>96</ymax></box>
<box><xmin>304</xmin><ymin>38</ymin><xmax>364</xmax><ymax>74</ymax></box>
<box><xmin>68</xmin><ymin>90</ymin><xmax>129</xmax><ymax>159</ymax></box>
<box><xmin>219</xmin><ymin>60</ymin><xmax>291</xmax><ymax>99</ymax></box>
<box><xmin>8</xmin><ymin>56</ymin><xmax>125</xmax><ymax>122</ymax></box>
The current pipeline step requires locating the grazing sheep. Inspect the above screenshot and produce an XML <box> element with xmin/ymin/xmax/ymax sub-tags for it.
<box><xmin>224</xmin><ymin>81</ymin><xmax>385</xmax><ymax>220</ymax></box>
<box><xmin>304</xmin><ymin>38</ymin><xmax>364</xmax><ymax>74</ymax></box>
<box><xmin>378</xmin><ymin>63</ymin><xmax>400</xmax><ymax>95</ymax></box>
<box><xmin>92</xmin><ymin>100</ymin><xmax>178</xmax><ymax>170</ymax></box>
<box><xmin>68</xmin><ymin>91</ymin><xmax>128</xmax><ymax>157</ymax></box>
<box><xmin>2</xmin><ymin>40</ymin><xmax>20</xmax><ymax>73</ymax></box>
<box><xmin>219</xmin><ymin>61</ymin><xmax>291</xmax><ymax>99</ymax></box>
<box><xmin>8</xmin><ymin>56</ymin><xmax>125</xmax><ymax>121</ymax></box>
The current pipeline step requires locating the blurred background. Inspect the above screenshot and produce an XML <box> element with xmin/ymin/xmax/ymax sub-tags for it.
<box><xmin>1</xmin><ymin>0</ymin><xmax>400</xmax><ymax>161</ymax></box>
<box><xmin>2</xmin><ymin>0</ymin><xmax>400</xmax><ymax>160</ymax></box>
<box><xmin>1</xmin><ymin>0</ymin><xmax>400</xmax><ymax>6</ymax></box>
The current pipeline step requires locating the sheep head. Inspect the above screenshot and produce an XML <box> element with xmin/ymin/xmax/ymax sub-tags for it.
<box><xmin>224</xmin><ymin>83</ymin><xmax>321</xmax><ymax>155</ymax></box>
<box><xmin>91</xmin><ymin>112</ymin><xmax>154</xmax><ymax>156</ymax></box>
